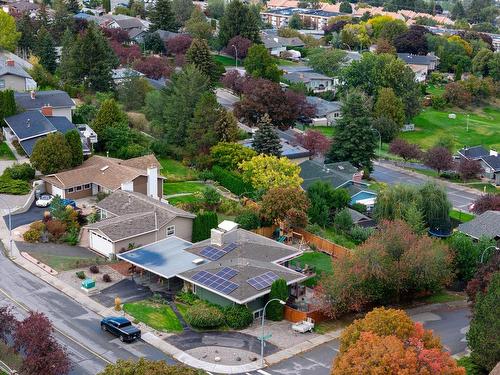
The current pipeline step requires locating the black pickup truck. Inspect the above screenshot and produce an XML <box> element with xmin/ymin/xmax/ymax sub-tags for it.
<box><xmin>100</xmin><ymin>317</ymin><xmax>141</xmax><ymax>342</ymax></box>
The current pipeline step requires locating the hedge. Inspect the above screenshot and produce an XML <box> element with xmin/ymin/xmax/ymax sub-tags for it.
<box><xmin>212</xmin><ymin>166</ymin><xmax>252</xmax><ymax>196</ymax></box>
<box><xmin>192</xmin><ymin>211</ymin><xmax>218</xmax><ymax>243</ymax></box>
<box><xmin>0</xmin><ymin>176</ymin><xmax>30</xmax><ymax>195</ymax></box>
<box><xmin>185</xmin><ymin>303</ymin><xmax>225</xmax><ymax>329</ymax></box>
<box><xmin>223</xmin><ymin>305</ymin><xmax>253</xmax><ymax>329</ymax></box>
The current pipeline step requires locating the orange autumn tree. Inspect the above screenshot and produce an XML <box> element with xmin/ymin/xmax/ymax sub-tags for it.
<box><xmin>332</xmin><ymin>308</ymin><xmax>465</xmax><ymax>375</ymax></box>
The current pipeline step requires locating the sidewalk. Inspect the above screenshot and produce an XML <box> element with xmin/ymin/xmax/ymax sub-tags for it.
<box><xmin>374</xmin><ymin>160</ymin><xmax>483</xmax><ymax>197</ymax></box>
<box><xmin>0</xmin><ymin>217</ymin><xmax>340</xmax><ymax>374</ymax></box>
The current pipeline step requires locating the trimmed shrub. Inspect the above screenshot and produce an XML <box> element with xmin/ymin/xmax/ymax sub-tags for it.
<box><xmin>235</xmin><ymin>209</ymin><xmax>261</xmax><ymax>230</ymax></box>
<box><xmin>0</xmin><ymin>176</ymin><xmax>30</xmax><ymax>195</ymax></box>
<box><xmin>29</xmin><ymin>221</ymin><xmax>46</xmax><ymax>232</ymax></box>
<box><xmin>192</xmin><ymin>211</ymin><xmax>218</xmax><ymax>242</ymax></box>
<box><xmin>267</xmin><ymin>279</ymin><xmax>288</xmax><ymax>321</ymax></box>
<box><xmin>223</xmin><ymin>305</ymin><xmax>253</xmax><ymax>329</ymax></box>
<box><xmin>76</xmin><ymin>271</ymin><xmax>86</xmax><ymax>279</ymax></box>
<box><xmin>349</xmin><ymin>225</ymin><xmax>373</xmax><ymax>244</ymax></box>
<box><xmin>3</xmin><ymin>163</ymin><xmax>35</xmax><ymax>181</ymax></box>
<box><xmin>185</xmin><ymin>303</ymin><xmax>225</xmax><ymax>329</ymax></box>
<box><xmin>175</xmin><ymin>291</ymin><xmax>200</xmax><ymax>305</ymax></box>
<box><xmin>212</xmin><ymin>166</ymin><xmax>252</xmax><ymax>196</ymax></box>
<box><xmin>89</xmin><ymin>265</ymin><xmax>99</xmax><ymax>274</ymax></box>
<box><xmin>46</xmin><ymin>220</ymin><xmax>67</xmax><ymax>239</ymax></box>
<box><xmin>23</xmin><ymin>229</ymin><xmax>40</xmax><ymax>243</ymax></box>
<box><xmin>102</xmin><ymin>274</ymin><xmax>112</xmax><ymax>282</ymax></box>
<box><xmin>198</xmin><ymin>170</ymin><xmax>214</xmax><ymax>181</ymax></box>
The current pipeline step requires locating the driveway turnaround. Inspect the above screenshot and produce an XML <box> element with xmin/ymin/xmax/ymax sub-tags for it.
<box><xmin>91</xmin><ymin>279</ymin><xmax>153</xmax><ymax>307</ymax></box>
<box><xmin>4</xmin><ymin>202</ymin><xmax>47</xmax><ymax>229</ymax></box>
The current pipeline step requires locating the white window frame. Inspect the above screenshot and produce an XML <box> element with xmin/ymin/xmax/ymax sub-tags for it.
<box><xmin>75</xmin><ymin>185</ymin><xmax>82</xmax><ymax>192</ymax></box>
<box><xmin>166</xmin><ymin>225</ymin><xmax>175</xmax><ymax>237</ymax></box>
<box><xmin>67</xmin><ymin>187</ymin><xmax>74</xmax><ymax>193</ymax></box>
<box><xmin>84</xmin><ymin>184</ymin><xmax>90</xmax><ymax>189</ymax></box>
<box><xmin>253</xmin><ymin>308</ymin><xmax>264</xmax><ymax>320</ymax></box>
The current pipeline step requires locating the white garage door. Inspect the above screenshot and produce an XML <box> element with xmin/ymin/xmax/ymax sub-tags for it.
<box><xmin>89</xmin><ymin>232</ymin><xmax>114</xmax><ymax>258</ymax></box>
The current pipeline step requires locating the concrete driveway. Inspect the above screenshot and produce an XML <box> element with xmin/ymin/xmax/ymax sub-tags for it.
<box><xmin>91</xmin><ymin>279</ymin><xmax>153</xmax><ymax>307</ymax></box>
<box><xmin>4</xmin><ymin>201</ymin><xmax>47</xmax><ymax>229</ymax></box>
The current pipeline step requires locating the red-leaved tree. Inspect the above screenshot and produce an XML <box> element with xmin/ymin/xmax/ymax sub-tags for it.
<box><xmin>389</xmin><ymin>138</ymin><xmax>422</xmax><ymax>161</ymax></box>
<box><xmin>295</xmin><ymin>130</ymin><xmax>331</xmax><ymax>156</ymax></box>
<box><xmin>166</xmin><ymin>34</ymin><xmax>193</xmax><ymax>55</ymax></box>
<box><xmin>110</xmin><ymin>41</ymin><xmax>142</xmax><ymax>65</ymax></box>
<box><xmin>423</xmin><ymin>146</ymin><xmax>454</xmax><ymax>174</ymax></box>
<box><xmin>457</xmin><ymin>158</ymin><xmax>483</xmax><ymax>181</ymax></box>
<box><xmin>466</xmin><ymin>251</ymin><xmax>500</xmax><ymax>306</ymax></box>
<box><xmin>471</xmin><ymin>193</ymin><xmax>500</xmax><ymax>214</ymax></box>
<box><xmin>103</xmin><ymin>28</ymin><xmax>130</xmax><ymax>43</ymax></box>
<box><xmin>220</xmin><ymin>70</ymin><xmax>247</xmax><ymax>95</ymax></box>
<box><xmin>133</xmin><ymin>56</ymin><xmax>173</xmax><ymax>79</ymax></box>
<box><xmin>0</xmin><ymin>306</ymin><xmax>15</xmax><ymax>343</ymax></box>
<box><xmin>14</xmin><ymin>312</ymin><xmax>71</xmax><ymax>375</ymax></box>
<box><xmin>223</xmin><ymin>36</ymin><xmax>253</xmax><ymax>59</ymax></box>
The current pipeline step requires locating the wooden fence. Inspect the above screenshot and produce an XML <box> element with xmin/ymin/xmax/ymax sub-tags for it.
<box><xmin>294</xmin><ymin>229</ymin><xmax>351</xmax><ymax>258</ymax></box>
<box><xmin>252</xmin><ymin>225</ymin><xmax>277</xmax><ymax>238</ymax></box>
<box><xmin>284</xmin><ymin>305</ymin><xmax>328</xmax><ymax>323</ymax></box>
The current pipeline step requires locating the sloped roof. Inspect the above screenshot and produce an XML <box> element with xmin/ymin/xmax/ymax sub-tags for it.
<box><xmin>0</xmin><ymin>58</ymin><xmax>32</xmax><ymax>79</ymax></box>
<box><xmin>481</xmin><ymin>155</ymin><xmax>500</xmax><ymax>171</ymax></box>
<box><xmin>397</xmin><ymin>53</ymin><xmax>436</xmax><ymax>66</ymax></box>
<box><xmin>15</xmin><ymin>90</ymin><xmax>74</xmax><ymax>111</ymax></box>
<box><xmin>306</xmin><ymin>96</ymin><xmax>341</xmax><ymax>117</ymax></box>
<box><xmin>42</xmin><ymin>154</ymin><xmax>162</xmax><ymax>190</ymax></box>
<box><xmin>457</xmin><ymin>211</ymin><xmax>500</xmax><ymax>240</ymax></box>
<box><xmin>284</xmin><ymin>71</ymin><xmax>333</xmax><ymax>84</ymax></box>
<box><xmin>4</xmin><ymin>111</ymin><xmax>54</xmax><ymax>140</ymax></box>
<box><xmin>458</xmin><ymin>146</ymin><xmax>489</xmax><ymax>159</ymax></box>
<box><xmin>300</xmin><ymin>159</ymin><xmax>358</xmax><ymax>190</ymax></box>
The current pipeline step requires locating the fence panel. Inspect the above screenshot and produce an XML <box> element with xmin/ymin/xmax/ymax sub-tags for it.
<box><xmin>294</xmin><ymin>229</ymin><xmax>350</xmax><ymax>258</ymax></box>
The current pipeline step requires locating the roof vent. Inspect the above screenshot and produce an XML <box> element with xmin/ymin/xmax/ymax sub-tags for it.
<box><xmin>26</xmin><ymin>119</ymin><xmax>31</xmax><ymax>128</ymax></box>
<box><xmin>338</xmin><ymin>165</ymin><xmax>344</xmax><ymax>170</ymax></box>
<box><xmin>100</xmin><ymin>166</ymin><xmax>109</xmax><ymax>172</ymax></box>
<box><xmin>192</xmin><ymin>258</ymin><xmax>204</xmax><ymax>265</ymax></box>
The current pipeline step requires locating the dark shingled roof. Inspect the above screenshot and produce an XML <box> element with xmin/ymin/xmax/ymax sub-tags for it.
<box><xmin>4</xmin><ymin>111</ymin><xmax>54</xmax><ymax>140</ymax></box>
<box><xmin>0</xmin><ymin>58</ymin><xmax>31</xmax><ymax>79</ymax></box>
<box><xmin>481</xmin><ymin>155</ymin><xmax>500</xmax><ymax>171</ymax></box>
<box><xmin>458</xmin><ymin>146</ymin><xmax>489</xmax><ymax>159</ymax></box>
<box><xmin>47</xmin><ymin>116</ymin><xmax>77</xmax><ymax>134</ymax></box>
<box><xmin>300</xmin><ymin>159</ymin><xmax>358</xmax><ymax>190</ymax></box>
<box><xmin>397</xmin><ymin>53</ymin><xmax>438</xmax><ymax>66</ymax></box>
<box><xmin>458</xmin><ymin>211</ymin><xmax>500</xmax><ymax>240</ymax></box>
<box><xmin>14</xmin><ymin>90</ymin><xmax>74</xmax><ymax>111</ymax></box>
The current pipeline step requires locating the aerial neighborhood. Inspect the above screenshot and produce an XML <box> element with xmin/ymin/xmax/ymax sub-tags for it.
<box><xmin>0</xmin><ymin>0</ymin><xmax>499</xmax><ymax>373</ymax></box>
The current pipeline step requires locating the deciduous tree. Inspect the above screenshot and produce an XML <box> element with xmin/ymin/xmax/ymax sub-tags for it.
<box><xmin>64</xmin><ymin>130</ymin><xmax>83</xmax><ymax>167</ymax></box>
<box><xmin>210</xmin><ymin>142</ymin><xmax>256</xmax><ymax>170</ymax></box>
<box><xmin>389</xmin><ymin>139</ymin><xmax>422</xmax><ymax>161</ymax></box>
<box><xmin>0</xmin><ymin>10</ymin><xmax>21</xmax><ymax>51</ymax></box>
<box><xmin>31</xmin><ymin>133</ymin><xmax>72</xmax><ymax>174</ymax></box>
<box><xmin>471</xmin><ymin>193</ymin><xmax>500</xmax><ymax>214</ymax></box>
<box><xmin>457</xmin><ymin>158</ymin><xmax>483</xmax><ymax>181</ymax></box>
<box><xmin>244</xmin><ymin>44</ymin><xmax>281</xmax><ymax>82</ymax></box>
<box><xmin>166</xmin><ymin>34</ymin><xmax>193</xmax><ymax>55</ymax></box>
<box><xmin>133</xmin><ymin>56</ymin><xmax>172</xmax><ymax>79</ymax></box>
<box><xmin>423</xmin><ymin>146</ymin><xmax>454</xmax><ymax>174</ymax></box>
<box><xmin>0</xmin><ymin>306</ymin><xmax>15</xmax><ymax>343</ymax></box>
<box><xmin>306</xmin><ymin>48</ymin><xmax>347</xmax><ymax>77</ymax></box>
<box><xmin>466</xmin><ymin>251</ymin><xmax>500</xmax><ymax>305</ymax></box>
<box><xmin>394</xmin><ymin>25</ymin><xmax>429</xmax><ymax>55</ymax></box>
<box><xmin>307</xmin><ymin>181</ymin><xmax>350</xmax><ymax>227</ymax></box>
<box><xmin>171</xmin><ymin>0</ymin><xmax>194</xmax><ymax>28</ymax></box>
<box><xmin>260</xmin><ymin>186</ymin><xmax>309</xmax><ymax>227</ymax></box>
<box><xmin>374</xmin><ymin>87</ymin><xmax>405</xmax><ymax>126</ymax></box>
<box><xmin>99</xmin><ymin>358</ymin><xmax>202</xmax><ymax>374</ymax></box>
<box><xmin>223</xmin><ymin>36</ymin><xmax>252</xmax><ymax>59</ymax></box>
<box><xmin>295</xmin><ymin>130</ymin><xmax>331</xmax><ymax>156</ymax></box>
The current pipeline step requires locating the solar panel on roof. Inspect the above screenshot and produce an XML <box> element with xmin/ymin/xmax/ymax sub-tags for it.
<box><xmin>191</xmin><ymin>270</ymin><xmax>238</xmax><ymax>295</ymax></box>
<box><xmin>215</xmin><ymin>267</ymin><xmax>238</xmax><ymax>279</ymax></box>
<box><xmin>200</xmin><ymin>246</ymin><xmax>226</xmax><ymax>261</ymax></box>
<box><xmin>247</xmin><ymin>271</ymin><xmax>279</xmax><ymax>290</ymax></box>
<box><xmin>223</xmin><ymin>242</ymin><xmax>238</xmax><ymax>253</ymax></box>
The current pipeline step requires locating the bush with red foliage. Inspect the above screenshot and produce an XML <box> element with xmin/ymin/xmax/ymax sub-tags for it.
<box><xmin>423</xmin><ymin>146</ymin><xmax>454</xmax><ymax>173</ymax></box>
<box><xmin>110</xmin><ymin>41</ymin><xmax>142</xmax><ymax>65</ymax></box>
<box><xmin>133</xmin><ymin>56</ymin><xmax>173</xmax><ymax>79</ymax></box>
<box><xmin>443</xmin><ymin>82</ymin><xmax>472</xmax><ymax>107</ymax></box>
<box><xmin>166</xmin><ymin>34</ymin><xmax>193</xmax><ymax>55</ymax></box>
<box><xmin>457</xmin><ymin>158</ymin><xmax>483</xmax><ymax>181</ymax></box>
<box><xmin>220</xmin><ymin>70</ymin><xmax>246</xmax><ymax>95</ymax></box>
<box><xmin>46</xmin><ymin>220</ymin><xmax>67</xmax><ymax>239</ymax></box>
<box><xmin>0</xmin><ymin>306</ymin><xmax>15</xmax><ymax>343</ymax></box>
<box><xmin>295</xmin><ymin>130</ymin><xmax>331</xmax><ymax>156</ymax></box>
<box><xmin>14</xmin><ymin>312</ymin><xmax>70</xmax><ymax>375</ymax></box>
<box><xmin>223</xmin><ymin>36</ymin><xmax>252</xmax><ymax>59</ymax></box>
<box><xmin>466</xmin><ymin>251</ymin><xmax>500</xmax><ymax>306</ymax></box>
<box><xmin>389</xmin><ymin>138</ymin><xmax>422</xmax><ymax>161</ymax></box>
<box><xmin>471</xmin><ymin>193</ymin><xmax>500</xmax><ymax>214</ymax></box>
<box><xmin>103</xmin><ymin>27</ymin><xmax>130</xmax><ymax>43</ymax></box>
<box><xmin>174</xmin><ymin>53</ymin><xmax>186</xmax><ymax>67</ymax></box>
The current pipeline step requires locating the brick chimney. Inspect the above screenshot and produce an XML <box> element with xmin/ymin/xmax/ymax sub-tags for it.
<box><xmin>6</xmin><ymin>59</ymin><xmax>14</xmax><ymax>67</ymax></box>
<box><xmin>41</xmin><ymin>104</ymin><xmax>53</xmax><ymax>116</ymax></box>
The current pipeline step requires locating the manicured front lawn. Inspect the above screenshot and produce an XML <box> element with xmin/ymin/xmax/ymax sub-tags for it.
<box><xmin>464</xmin><ymin>183</ymin><xmax>499</xmax><ymax>194</ymax></box>
<box><xmin>450</xmin><ymin>209</ymin><xmax>475</xmax><ymax>223</ymax></box>
<box><xmin>214</xmin><ymin>54</ymin><xmax>238</xmax><ymax>67</ymax></box>
<box><xmin>123</xmin><ymin>300</ymin><xmax>183</xmax><ymax>332</ymax></box>
<box><xmin>163</xmin><ymin>181</ymin><xmax>206</xmax><ymax>196</ymax></box>
<box><xmin>0</xmin><ymin>142</ymin><xmax>15</xmax><ymax>160</ymax></box>
<box><xmin>426</xmin><ymin>84</ymin><xmax>445</xmax><ymax>96</ymax></box>
<box><xmin>27</xmin><ymin>253</ymin><xmax>106</xmax><ymax>271</ymax></box>
<box><xmin>402</xmin><ymin>107</ymin><xmax>500</xmax><ymax>152</ymax></box>
<box><xmin>159</xmin><ymin>159</ymin><xmax>198</xmax><ymax>182</ymax></box>
<box><xmin>296</xmin><ymin>125</ymin><xmax>335</xmax><ymax>137</ymax></box>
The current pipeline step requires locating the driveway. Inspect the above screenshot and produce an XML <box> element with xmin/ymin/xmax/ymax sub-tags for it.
<box><xmin>15</xmin><ymin>241</ymin><xmax>96</xmax><ymax>258</ymax></box>
<box><xmin>372</xmin><ymin>163</ymin><xmax>481</xmax><ymax>211</ymax></box>
<box><xmin>91</xmin><ymin>279</ymin><xmax>153</xmax><ymax>307</ymax></box>
<box><xmin>4</xmin><ymin>202</ymin><xmax>46</xmax><ymax>229</ymax></box>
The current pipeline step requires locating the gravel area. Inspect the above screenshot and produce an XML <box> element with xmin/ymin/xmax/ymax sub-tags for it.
<box><xmin>186</xmin><ymin>346</ymin><xmax>259</xmax><ymax>365</ymax></box>
<box><xmin>57</xmin><ymin>265</ymin><xmax>125</xmax><ymax>292</ymax></box>
<box><xmin>241</xmin><ymin>319</ymin><xmax>321</xmax><ymax>349</ymax></box>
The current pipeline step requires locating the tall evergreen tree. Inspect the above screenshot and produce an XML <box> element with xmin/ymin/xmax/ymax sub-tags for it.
<box><xmin>0</xmin><ymin>90</ymin><xmax>17</xmax><ymax>122</ymax></box>
<box><xmin>149</xmin><ymin>0</ymin><xmax>177</xmax><ymax>32</ymax></box>
<box><xmin>66</xmin><ymin>0</ymin><xmax>80</xmax><ymax>13</ymax></box>
<box><xmin>451</xmin><ymin>1</ymin><xmax>466</xmax><ymax>20</ymax></box>
<box><xmin>186</xmin><ymin>92</ymin><xmax>220</xmax><ymax>155</ymax></box>
<box><xmin>326</xmin><ymin>90</ymin><xmax>376</xmax><ymax>171</ymax></box>
<box><xmin>34</xmin><ymin>27</ymin><xmax>57</xmax><ymax>74</ymax></box>
<box><xmin>171</xmin><ymin>0</ymin><xmax>194</xmax><ymax>27</ymax></box>
<box><xmin>16</xmin><ymin>13</ymin><xmax>37</xmax><ymax>56</ymax></box>
<box><xmin>64</xmin><ymin>130</ymin><xmax>83</xmax><ymax>167</ymax></box>
<box><xmin>162</xmin><ymin>65</ymin><xmax>210</xmax><ymax>146</ymax></box>
<box><xmin>267</xmin><ymin>279</ymin><xmax>288</xmax><ymax>321</ymax></box>
<box><xmin>252</xmin><ymin>114</ymin><xmax>282</xmax><ymax>156</ymax></box>
<box><xmin>214</xmin><ymin>109</ymin><xmax>238</xmax><ymax>143</ymax></box>
<box><xmin>185</xmin><ymin>38</ymin><xmax>220</xmax><ymax>84</ymax></box>
<box><xmin>218</xmin><ymin>0</ymin><xmax>260</xmax><ymax>47</ymax></box>
<box><xmin>59</xmin><ymin>24</ymin><xmax>118</xmax><ymax>92</ymax></box>
<box><xmin>91</xmin><ymin>99</ymin><xmax>128</xmax><ymax>139</ymax></box>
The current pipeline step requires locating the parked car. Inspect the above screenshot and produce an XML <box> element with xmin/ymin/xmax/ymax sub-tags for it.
<box><xmin>100</xmin><ymin>317</ymin><xmax>141</xmax><ymax>342</ymax></box>
<box><xmin>35</xmin><ymin>194</ymin><xmax>53</xmax><ymax>207</ymax></box>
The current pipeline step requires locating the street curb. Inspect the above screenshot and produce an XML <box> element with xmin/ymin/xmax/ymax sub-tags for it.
<box><xmin>374</xmin><ymin>161</ymin><xmax>483</xmax><ymax>197</ymax></box>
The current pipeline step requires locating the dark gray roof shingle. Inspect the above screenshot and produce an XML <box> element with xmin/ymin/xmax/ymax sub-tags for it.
<box><xmin>457</xmin><ymin>211</ymin><xmax>500</xmax><ymax>240</ymax></box>
<box><xmin>4</xmin><ymin>111</ymin><xmax>55</xmax><ymax>140</ymax></box>
<box><xmin>458</xmin><ymin>146</ymin><xmax>489</xmax><ymax>159</ymax></box>
<box><xmin>14</xmin><ymin>90</ymin><xmax>74</xmax><ymax>111</ymax></box>
<box><xmin>481</xmin><ymin>155</ymin><xmax>500</xmax><ymax>171</ymax></box>
<box><xmin>300</xmin><ymin>160</ymin><xmax>358</xmax><ymax>190</ymax></box>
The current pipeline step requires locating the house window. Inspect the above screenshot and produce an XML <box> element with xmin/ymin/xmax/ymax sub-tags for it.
<box><xmin>0</xmin><ymin>80</ymin><xmax>5</xmax><ymax>89</ymax></box>
<box><xmin>166</xmin><ymin>225</ymin><xmax>175</xmax><ymax>237</ymax></box>
<box><xmin>75</xmin><ymin>185</ymin><xmax>82</xmax><ymax>192</ymax></box>
<box><xmin>253</xmin><ymin>308</ymin><xmax>264</xmax><ymax>320</ymax></box>
<box><xmin>84</xmin><ymin>184</ymin><xmax>91</xmax><ymax>189</ymax></box>
<box><xmin>318</xmin><ymin>84</ymin><xmax>325</xmax><ymax>90</ymax></box>
<box><xmin>334</xmin><ymin>112</ymin><xmax>340</xmax><ymax>118</ymax></box>
<box><xmin>67</xmin><ymin>187</ymin><xmax>74</xmax><ymax>193</ymax></box>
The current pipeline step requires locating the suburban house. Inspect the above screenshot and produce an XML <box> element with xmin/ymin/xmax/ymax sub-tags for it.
<box><xmin>42</xmin><ymin>154</ymin><xmax>164</xmax><ymax>200</ymax></box>
<box><xmin>457</xmin><ymin>211</ymin><xmax>500</xmax><ymax>245</ymax></box>
<box><xmin>112</xmin><ymin>68</ymin><xmax>144</xmax><ymax>85</ymax></box>
<box><xmin>397</xmin><ymin>53</ymin><xmax>439</xmax><ymax>81</ymax></box>
<box><xmin>118</xmin><ymin>221</ymin><xmax>307</xmax><ymax>318</ymax></box>
<box><xmin>347</xmin><ymin>208</ymin><xmax>376</xmax><ymax>228</ymax></box>
<box><xmin>97</xmin><ymin>14</ymin><xmax>151</xmax><ymax>40</ymax></box>
<box><xmin>299</xmin><ymin>159</ymin><xmax>377</xmax><ymax>210</ymax></box>
<box><xmin>457</xmin><ymin>146</ymin><xmax>500</xmax><ymax>185</ymax></box>
<box><xmin>14</xmin><ymin>90</ymin><xmax>75</xmax><ymax>121</ymax></box>
<box><xmin>1</xmin><ymin>0</ymin><xmax>39</xmax><ymax>16</ymax></box>
<box><xmin>0</xmin><ymin>57</ymin><xmax>35</xmax><ymax>91</ymax></box>
<box><xmin>306</xmin><ymin>96</ymin><xmax>341</xmax><ymax>125</ymax></box>
<box><xmin>3</xmin><ymin>109</ymin><xmax>93</xmax><ymax>156</ymax></box>
<box><xmin>261</xmin><ymin>31</ymin><xmax>304</xmax><ymax>57</ymax></box>
<box><xmin>283</xmin><ymin>71</ymin><xmax>337</xmax><ymax>93</ymax></box>
<box><xmin>85</xmin><ymin>190</ymin><xmax>195</xmax><ymax>257</ymax></box>
<box><xmin>132</xmin><ymin>29</ymin><xmax>179</xmax><ymax>44</ymax></box>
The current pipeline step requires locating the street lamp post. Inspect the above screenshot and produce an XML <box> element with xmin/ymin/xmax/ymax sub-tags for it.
<box><xmin>480</xmin><ymin>245</ymin><xmax>499</xmax><ymax>264</ymax></box>
<box><xmin>232</xmin><ymin>44</ymin><xmax>238</xmax><ymax>68</ymax></box>
<box><xmin>372</xmin><ymin>128</ymin><xmax>381</xmax><ymax>161</ymax></box>
<box><xmin>0</xmin><ymin>196</ymin><xmax>12</xmax><ymax>257</ymax></box>
<box><xmin>261</xmin><ymin>298</ymin><xmax>285</xmax><ymax>367</ymax></box>
<box><xmin>466</xmin><ymin>114</ymin><xmax>470</xmax><ymax>132</ymax></box>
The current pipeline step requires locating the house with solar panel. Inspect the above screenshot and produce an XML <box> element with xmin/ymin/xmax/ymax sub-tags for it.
<box><xmin>118</xmin><ymin>221</ymin><xmax>308</xmax><ymax>319</ymax></box>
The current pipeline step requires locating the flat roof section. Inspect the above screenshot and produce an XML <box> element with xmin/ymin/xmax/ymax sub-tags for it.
<box><xmin>117</xmin><ymin>236</ymin><xmax>206</xmax><ymax>279</ymax></box>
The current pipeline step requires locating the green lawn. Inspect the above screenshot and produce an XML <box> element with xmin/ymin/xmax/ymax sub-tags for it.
<box><xmin>291</xmin><ymin>251</ymin><xmax>333</xmax><ymax>287</ymax></box>
<box><xmin>0</xmin><ymin>342</ymin><xmax>23</xmax><ymax>371</ymax></box>
<box><xmin>275</xmin><ymin>57</ymin><xmax>299</xmax><ymax>66</ymax></box>
<box><xmin>419</xmin><ymin>290</ymin><xmax>465</xmax><ymax>304</ymax></box>
<box><xmin>450</xmin><ymin>209</ymin><xmax>475</xmax><ymax>223</ymax></box>
<box><xmin>167</xmin><ymin>195</ymin><xmax>201</xmax><ymax>206</ymax></box>
<box><xmin>123</xmin><ymin>300</ymin><xmax>183</xmax><ymax>332</ymax></box>
<box><xmin>464</xmin><ymin>183</ymin><xmax>499</xmax><ymax>194</ymax></box>
<box><xmin>402</xmin><ymin>107</ymin><xmax>500</xmax><ymax>152</ymax></box>
<box><xmin>163</xmin><ymin>181</ymin><xmax>206</xmax><ymax>196</ymax></box>
<box><xmin>296</xmin><ymin>125</ymin><xmax>335</xmax><ymax>137</ymax></box>
<box><xmin>159</xmin><ymin>159</ymin><xmax>198</xmax><ymax>182</ymax></box>
<box><xmin>214</xmin><ymin>54</ymin><xmax>238</xmax><ymax>67</ymax></box>
<box><xmin>27</xmin><ymin>253</ymin><xmax>106</xmax><ymax>272</ymax></box>
<box><xmin>426</xmin><ymin>84</ymin><xmax>445</xmax><ymax>96</ymax></box>
<box><xmin>0</xmin><ymin>142</ymin><xmax>15</xmax><ymax>160</ymax></box>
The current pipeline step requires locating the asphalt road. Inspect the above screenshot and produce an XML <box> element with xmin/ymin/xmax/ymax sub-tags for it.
<box><xmin>0</xmin><ymin>251</ymin><xmax>176</xmax><ymax>375</ymax></box>
<box><xmin>372</xmin><ymin>163</ymin><xmax>481</xmax><ymax>211</ymax></box>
